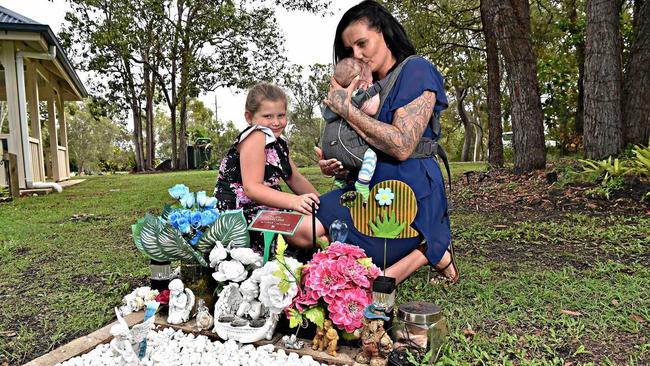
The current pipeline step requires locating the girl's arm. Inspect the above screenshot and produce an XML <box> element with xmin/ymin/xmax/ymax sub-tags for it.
<box><xmin>325</xmin><ymin>77</ymin><xmax>436</xmax><ymax>161</ymax></box>
<box><xmin>285</xmin><ymin>156</ymin><xmax>319</xmax><ymax>196</ymax></box>
<box><xmin>239</xmin><ymin>131</ymin><xmax>319</xmax><ymax>215</ymax></box>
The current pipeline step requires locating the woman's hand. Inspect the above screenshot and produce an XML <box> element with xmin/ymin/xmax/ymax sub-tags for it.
<box><xmin>314</xmin><ymin>147</ymin><xmax>348</xmax><ymax>177</ymax></box>
<box><xmin>323</xmin><ymin>75</ymin><xmax>360</xmax><ymax>119</ymax></box>
<box><xmin>291</xmin><ymin>193</ymin><xmax>320</xmax><ymax>215</ymax></box>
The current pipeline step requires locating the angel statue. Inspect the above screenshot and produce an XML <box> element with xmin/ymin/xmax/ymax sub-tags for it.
<box><xmin>110</xmin><ymin>303</ymin><xmax>157</xmax><ymax>365</ymax></box>
<box><xmin>236</xmin><ymin>280</ymin><xmax>262</xmax><ymax>321</ymax></box>
<box><xmin>167</xmin><ymin>279</ymin><xmax>195</xmax><ymax>325</ymax></box>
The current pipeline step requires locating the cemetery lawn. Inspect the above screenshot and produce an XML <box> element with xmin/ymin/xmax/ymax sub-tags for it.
<box><xmin>1</xmin><ymin>163</ymin><xmax>648</xmax><ymax>365</ymax></box>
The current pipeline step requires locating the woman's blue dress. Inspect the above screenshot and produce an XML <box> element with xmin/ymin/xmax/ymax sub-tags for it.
<box><xmin>315</xmin><ymin>56</ymin><xmax>451</xmax><ymax>269</ymax></box>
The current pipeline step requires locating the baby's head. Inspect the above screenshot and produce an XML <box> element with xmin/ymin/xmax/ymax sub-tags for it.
<box><xmin>333</xmin><ymin>58</ymin><xmax>379</xmax><ymax>115</ymax></box>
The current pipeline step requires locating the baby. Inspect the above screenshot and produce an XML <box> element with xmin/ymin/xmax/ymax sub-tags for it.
<box><xmin>325</xmin><ymin>58</ymin><xmax>380</xmax><ymax>203</ymax></box>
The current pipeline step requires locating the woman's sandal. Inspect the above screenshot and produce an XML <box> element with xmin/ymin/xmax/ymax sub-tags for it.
<box><xmin>431</xmin><ymin>242</ymin><xmax>460</xmax><ymax>285</ymax></box>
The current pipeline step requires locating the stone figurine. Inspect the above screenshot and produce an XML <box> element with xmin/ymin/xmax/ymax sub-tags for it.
<box><xmin>195</xmin><ymin>299</ymin><xmax>214</xmax><ymax>331</ymax></box>
<box><xmin>167</xmin><ymin>279</ymin><xmax>195</xmax><ymax>325</ymax></box>
<box><xmin>110</xmin><ymin>307</ymin><xmax>156</xmax><ymax>365</ymax></box>
<box><xmin>325</xmin><ymin>327</ymin><xmax>340</xmax><ymax>357</ymax></box>
<box><xmin>312</xmin><ymin>323</ymin><xmax>326</xmax><ymax>351</ymax></box>
<box><xmin>355</xmin><ymin>318</ymin><xmax>393</xmax><ymax>366</ymax></box>
<box><xmin>282</xmin><ymin>334</ymin><xmax>304</xmax><ymax>350</ymax></box>
<box><xmin>236</xmin><ymin>280</ymin><xmax>263</xmax><ymax>321</ymax></box>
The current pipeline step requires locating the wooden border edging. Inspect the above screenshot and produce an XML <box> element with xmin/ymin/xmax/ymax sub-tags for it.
<box><xmin>24</xmin><ymin>312</ymin><xmax>357</xmax><ymax>366</ymax></box>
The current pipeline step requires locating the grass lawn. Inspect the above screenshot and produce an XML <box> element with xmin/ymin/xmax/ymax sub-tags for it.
<box><xmin>1</xmin><ymin>162</ymin><xmax>648</xmax><ymax>365</ymax></box>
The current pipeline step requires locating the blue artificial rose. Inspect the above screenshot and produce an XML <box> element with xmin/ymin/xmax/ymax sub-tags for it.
<box><xmin>168</xmin><ymin>184</ymin><xmax>189</xmax><ymax>199</ymax></box>
<box><xmin>177</xmin><ymin>217</ymin><xmax>191</xmax><ymax>234</ymax></box>
<box><xmin>180</xmin><ymin>209</ymin><xmax>191</xmax><ymax>220</ymax></box>
<box><xmin>200</xmin><ymin>210</ymin><xmax>218</xmax><ymax>226</ymax></box>
<box><xmin>190</xmin><ymin>210</ymin><xmax>203</xmax><ymax>228</ymax></box>
<box><xmin>180</xmin><ymin>193</ymin><xmax>195</xmax><ymax>209</ymax></box>
<box><xmin>196</xmin><ymin>191</ymin><xmax>208</xmax><ymax>207</ymax></box>
<box><xmin>168</xmin><ymin>211</ymin><xmax>182</xmax><ymax>228</ymax></box>
<box><xmin>190</xmin><ymin>230</ymin><xmax>203</xmax><ymax>246</ymax></box>
<box><xmin>203</xmin><ymin>197</ymin><xmax>218</xmax><ymax>209</ymax></box>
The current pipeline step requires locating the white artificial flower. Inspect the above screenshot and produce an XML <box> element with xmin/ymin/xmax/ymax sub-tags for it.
<box><xmin>145</xmin><ymin>290</ymin><xmax>159</xmax><ymax>302</ymax></box>
<box><xmin>209</xmin><ymin>241</ymin><xmax>227</xmax><ymax>268</ymax></box>
<box><xmin>212</xmin><ymin>260</ymin><xmax>247</xmax><ymax>283</ymax></box>
<box><xmin>135</xmin><ymin>286</ymin><xmax>152</xmax><ymax>299</ymax></box>
<box><xmin>230</xmin><ymin>248</ymin><xmax>263</xmax><ymax>266</ymax></box>
<box><xmin>256</xmin><ymin>259</ymin><xmax>301</xmax><ymax>315</ymax></box>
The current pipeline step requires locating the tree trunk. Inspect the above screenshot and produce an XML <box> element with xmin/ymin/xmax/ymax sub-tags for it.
<box><xmin>622</xmin><ymin>0</ymin><xmax>650</xmax><ymax>146</ymax></box>
<box><xmin>583</xmin><ymin>0</ymin><xmax>623</xmax><ymax>158</ymax></box>
<box><xmin>144</xmin><ymin>64</ymin><xmax>155</xmax><ymax>170</ymax></box>
<box><xmin>481</xmin><ymin>0</ymin><xmax>504</xmax><ymax>167</ymax></box>
<box><xmin>491</xmin><ymin>0</ymin><xmax>546</xmax><ymax>173</ymax></box>
<box><xmin>456</xmin><ymin>86</ymin><xmax>473</xmax><ymax>162</ymax></box>
<box><xmin>568</xmin><ymin>1</ymin><xmax>586</xmax><ymax>137</ymax></box>
<box><xmin>122</xmin><ymin>57</ymin><xmax>144</xmax><ymax>171</ymax></box>
<box><xmin>179</xmin><ymin>95</ymin><xmax>188</xmax><ymax>170</ymax></box>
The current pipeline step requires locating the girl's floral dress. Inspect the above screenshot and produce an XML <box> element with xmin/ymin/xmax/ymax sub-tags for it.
<box><xmin>213</xmin><ymin>125</ymin><xmax>292</xmax><ymax>253</ymax></box>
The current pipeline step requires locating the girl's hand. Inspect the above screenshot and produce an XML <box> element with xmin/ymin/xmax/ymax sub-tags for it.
<box><xmin>314</xmin><ymin>147</ymin><xmax>348</xmax><ymax>177</ymax></box>
<box><xmin>291</xmin><ymin>193</ymin><xmax>320</xmax><ymax>215</ymax></box>
<box><xmin>323</xmin><ymin>75</ymin><xmax>360</xmax><ymax>119</ymax></box>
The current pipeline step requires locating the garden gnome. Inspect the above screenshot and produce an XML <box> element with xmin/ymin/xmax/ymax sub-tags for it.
<box><xmin>109</xmin><ymin>324</ymin><xmax>139</xmax><ymax>366</ymax></box>
<box><xmin>167</xmin><ymin>279</ymin><xmax>195</xmax><ymax>324</ymax></box>
<box><xmin>325</xmin><ymin>327</ymin><xmax>340</xmax><ymax>357</ymax></box>
<box><xmin>195</xmin><ymin>299</ymin><xmax>214</xmax><ymax>331</ymax></box>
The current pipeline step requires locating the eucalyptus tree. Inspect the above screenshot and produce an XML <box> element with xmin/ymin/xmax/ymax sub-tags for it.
<box><xmin>62</xmin><ymin>0</ymin><xmax>330</xmax><ymax>170</ymax></box>
<box><xmin>480</xmin><ymin>0</ymin><xmax>503</xmax><ymax>166</ymax></box>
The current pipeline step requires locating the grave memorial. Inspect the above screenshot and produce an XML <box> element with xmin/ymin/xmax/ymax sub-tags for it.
<box><xmin>46</xmin><ymin>183</ymin><xmax>448</xmax><ymax>365</ymax></box>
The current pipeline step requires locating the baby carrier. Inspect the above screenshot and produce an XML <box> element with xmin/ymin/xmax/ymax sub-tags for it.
<box><xmin>320</xmin><ymin>56</ymin><xmax>452</xmax><ymax>191</ymax></box>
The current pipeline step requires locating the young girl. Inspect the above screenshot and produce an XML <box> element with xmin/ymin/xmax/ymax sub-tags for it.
<box><xmin>213</xmin><ymin>83</ymin><xmax>320</xmax><ymax>253</ymax></box>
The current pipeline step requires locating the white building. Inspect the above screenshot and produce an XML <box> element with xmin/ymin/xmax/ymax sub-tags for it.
<box><xmin>0</xmin><ymin>5</ymin><xmax>86</xmax><ymax>191</ymax></box>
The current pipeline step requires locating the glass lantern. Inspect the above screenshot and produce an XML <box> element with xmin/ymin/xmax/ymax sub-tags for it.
<box><xmin>149</xmin><ymin>260</ymin><xmax>171</xmax><ymax>291</ymax></box>
<box><xmin>372</xmin><ymin>275</ymin><xmax>396</xmax><ymax>314</ymax></box>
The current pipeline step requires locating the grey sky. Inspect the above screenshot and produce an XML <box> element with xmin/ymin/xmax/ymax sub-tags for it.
<box><xmin>0</xmin><ymin>0</ymin><xmax>352</xmax><ymax>128</ymax></box>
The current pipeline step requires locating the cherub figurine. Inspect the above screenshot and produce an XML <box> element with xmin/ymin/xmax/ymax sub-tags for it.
<box><xmin>236</xmin><ymin>280</ymin><xmax>262</xmax><ymax>320</ymax></box>
<box><xmin>325</xmin><ymin>327</ymin><xmax>340</xmax><ymax>357</ymax></box>
<box><xmin>355</xmin><ymin>318</ymin><xmax>393</xmax><ymax>366</ymax></box>
<box><xmin>195</xmin><ymin>299</ymin><xmax>214</xmax><ymax>331</ymax></box>
<box><xmin>110</xmin><ymin>305</ymin><xmax>156</xmax><ymax>365</ymax></box>
<box><xmin>167</xmin><ymin>279</ymin><xmax>195</xmax><ymax>325</ymax></box>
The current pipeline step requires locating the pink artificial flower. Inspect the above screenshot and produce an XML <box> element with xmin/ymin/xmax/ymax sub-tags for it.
<box><xmin>367</xmin><ymin>264</ymin><xmax>382</xmax><ymax>280</ymax></box>
<box><xmin>326</xmin><ymin>242</ymin><xmax>367</xmax><ymax>260</ymax></box>
<box><xmin>336</xmin><ymin>257</ymin><xmax>371</xmax><ymax>289</ymax></box>
<box><xmin>327</xmin><ymin>288</ymin><xmax>372</xmax><ymax>333</ymax></box>
<box><xmin>305</xmin><ymin>260</ymin><xmax>347</xmax><ymax>300</ymax></box>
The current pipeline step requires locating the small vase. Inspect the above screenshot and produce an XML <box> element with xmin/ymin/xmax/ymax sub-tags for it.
<box><xmin>180</xmin><ymin>260</ymin><xmax>217</xmax><ymax>313</ymax></box>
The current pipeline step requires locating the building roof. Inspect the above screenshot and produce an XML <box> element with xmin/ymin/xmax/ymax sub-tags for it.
<box><xmin>0</xmin><ymin>5</ymin><xmax>88</xmax><ymax>98</ymax></box>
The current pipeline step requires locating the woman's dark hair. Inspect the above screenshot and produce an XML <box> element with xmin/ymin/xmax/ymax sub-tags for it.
<box><xmin>333</xmin><ymin>1</ymin><xmax>415</xmax><ymax>65</ymax></box>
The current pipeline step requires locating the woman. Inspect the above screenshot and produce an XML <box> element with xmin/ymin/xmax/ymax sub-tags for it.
<box><xmin>294</xmin><ymin>0</ymin><xmax>458</xmax><ymax>284</ymax></box>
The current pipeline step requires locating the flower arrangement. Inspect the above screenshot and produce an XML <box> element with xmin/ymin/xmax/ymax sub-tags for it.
<box><xmin>132</xmin><ymin>184</ymin><xmax>250</xmax><ymax>267</ymax></box>
<box><xmin>119</xmin><ymin>286</ymin><xmax>160</xmax><ymax>315</ymax></box>
<box><xmin>209</xmin><ymin>241</ymin><xmax>263</xmax><ymax>283</ymax></box>
<box><xmin>165</xmin><ymin>184</ymin><xmax>219</xmax><ymax>246</ymax></box>
<box><xmin>285</xmin><ymin>241</ymin><xmax>381</xmax><ymax>334</ymax></box>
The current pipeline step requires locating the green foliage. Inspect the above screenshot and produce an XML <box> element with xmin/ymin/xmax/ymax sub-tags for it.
<box><xmin>271</xmin><ymin>235</ymin><xmax>301</xmax><ymax>295</ymax></box>
<box><xmin>631</xmin><ymin>142</ymin><xmax>650</xmax><ymax>176</ymax></box>
<box><xmin>303</xmin><ymin>306</ymin><xmax>325</xmax><ymax>329</ymax></box>
<box><xmin>580</xmin><ymin>156</ymin><xmax>630</xmax><ymax>184</ymax></box>
<box><xmin>287</xmin><ymin>308</ymin><xmax>303</xmax><ymax>328</ymax></box>
<box><xmin>66</xmin><ymin>99</ymin><xmax>128</xmax><ymax>173</ymax></box>
<box><xmin>368</xmin><ymin>210</ymin><xmax>406</xmax><ymax>239</ymax></box>
<box><xmin>406</xmin><ymin>348</ymin><xmax>434</xmax><ymax>366</ymax></box>
<box><xmin>135</xmin><ymin>213</ymin><xmax>208</xmax><ymax>266</ymax></box>
<box><xmin>585</xmin><ymin>176</ymin><xmax>626</xmax><ymax>200</ymax></box>
<box><xmin>196</xmin><ymin>210</ymin><xmax>250</xmax><ymax>252</ymax></box>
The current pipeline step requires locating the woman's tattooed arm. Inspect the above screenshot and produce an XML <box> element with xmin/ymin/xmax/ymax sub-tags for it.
<box><xmin>333</xmin><ymin>90</ymin><xmax>436</xmax><ymax>161</ymax></box>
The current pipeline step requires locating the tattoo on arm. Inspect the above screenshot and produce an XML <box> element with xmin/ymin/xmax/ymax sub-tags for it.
<box><xmin>346</xmin><ymin>91</ymin><xmax>436</xmax><ymax>160</ymax></box>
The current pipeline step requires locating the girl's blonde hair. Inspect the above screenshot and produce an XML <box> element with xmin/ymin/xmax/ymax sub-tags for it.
<box><xmin>245</xmin><ymin>83</ymin><xmax>288</xmax><ymax>114</ymax></box>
